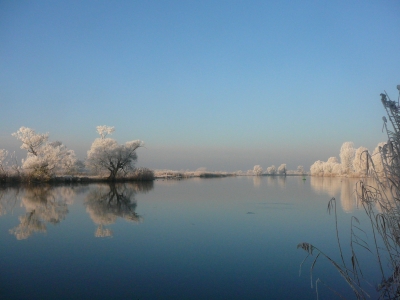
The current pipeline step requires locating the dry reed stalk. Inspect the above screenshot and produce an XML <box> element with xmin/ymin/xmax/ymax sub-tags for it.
<box><xmin>298</xmin><ymin>88</ymin><xmax>400</xmax><ymax>299</ymax></box>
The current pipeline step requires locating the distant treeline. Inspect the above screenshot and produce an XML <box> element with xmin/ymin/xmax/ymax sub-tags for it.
<box><xmin>310</xmin><ymin>141</ymin><xmax>384</xmax><ymax>177</ymax></box>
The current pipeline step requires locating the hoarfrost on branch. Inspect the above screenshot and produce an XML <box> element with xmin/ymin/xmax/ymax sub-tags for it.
<box><xmin>12</xmin><ymin>127</ymin><xmax>77</xmax><ymax>179</ymax></box>
<box><xmin>86</xmin><ymin>126</ymin><xmax>143</xmax><ymax>180</ymax></box>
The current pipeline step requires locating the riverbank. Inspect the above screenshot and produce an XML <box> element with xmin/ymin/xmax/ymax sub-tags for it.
<box><xmin>153</xmin><ymin>169</ymin><xmax>307</xmax><ymax>179</ymax></box>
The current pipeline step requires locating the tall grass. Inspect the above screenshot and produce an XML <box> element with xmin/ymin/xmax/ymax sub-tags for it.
<box><xmin>298</xmin><ymin>89</ymin><xmax>400</xmax><ymax>299</ymax></box>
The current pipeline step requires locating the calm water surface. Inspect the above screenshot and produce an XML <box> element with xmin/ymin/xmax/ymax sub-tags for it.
<box><xmin>0</xmin><ymin>177</ymin><xmax>382</xmax><ymax>299</ymax></box>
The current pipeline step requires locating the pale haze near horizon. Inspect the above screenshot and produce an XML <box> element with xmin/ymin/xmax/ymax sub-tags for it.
<box><xmin>1</xmin><ymin>1</ymin><xmax>399</xmax><ymax>172</ymax></box>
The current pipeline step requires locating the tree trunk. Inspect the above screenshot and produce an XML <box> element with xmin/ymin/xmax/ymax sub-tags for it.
<box><xmin>108</xmin><ymin>168</ymin><xmax>118</xmax><ymax>181</ymax></box>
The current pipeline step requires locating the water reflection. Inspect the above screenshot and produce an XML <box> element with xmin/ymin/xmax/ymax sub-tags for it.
<box><xmin>9</xmin><ymin>185</ymin><xmax>71</xmax><ymax>239</ymax></box>
<box><xmin>0</xmin><ymin>182</ymin><xmax>153</xmax><ymax>239</ymax></box>
<box><xmin>264</xmin><ymin>175</ymin><xmax>287</xmax><ymax>188</ymax></box>
<box><xmin>310</xmin><ymin>177</ymin><xmax>389</xmax><ymax>215</ymax></box>
<box><xmin>0</xmin><ymin>187</ymin><xmax>18</xmax><ymax>216</ymax></box>
<box><xmin>252</xmin><ymin>176</ymin><xmax>261</xmax><ymax>187</ymax></box>
<box><xmin>85</xmin><ymin>182</ymin><xmax>153</xmax><ymax>237</ymax></box>
<box><xmin>309</xmin><ymin>177</ymin><xmax>360</xmax><ymax>213</ymax></box>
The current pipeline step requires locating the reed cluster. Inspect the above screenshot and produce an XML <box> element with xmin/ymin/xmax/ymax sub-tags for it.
<box><xmin>298</xmin><ymin>88</ymin><xmax>400</xmax><ymax>299</ymax></box>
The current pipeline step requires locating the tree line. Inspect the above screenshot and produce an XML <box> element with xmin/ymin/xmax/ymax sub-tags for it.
<box><xmin>310</xmin><ymin>141</ymin><xmax>385</xmax><ymax>177</ymax></box>
<box><xmin>0</xmin><ymin>125</ymin><xmax>153</xmax><ymax>182</ymax></box>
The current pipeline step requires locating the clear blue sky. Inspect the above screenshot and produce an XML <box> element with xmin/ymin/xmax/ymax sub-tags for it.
<box><xmin>1</xmin><ymin>1</ymin><xmax>399</xmax><ymax>171</ymax></box>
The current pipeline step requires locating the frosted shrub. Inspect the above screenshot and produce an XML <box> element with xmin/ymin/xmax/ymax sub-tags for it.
<box><xmin>130</xmin><ymin>168</ymin><xmax>154</xmax><ymax>181</ymax></box>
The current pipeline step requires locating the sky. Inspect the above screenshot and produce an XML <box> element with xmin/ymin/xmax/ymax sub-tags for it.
<box><xmin>1</xmin><ymin>0</ymin><xmax>400</xmax><ymax>172</ymax></box>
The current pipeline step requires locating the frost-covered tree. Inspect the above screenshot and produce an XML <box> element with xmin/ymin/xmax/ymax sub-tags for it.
<box><xmin>310</xmin><ymin>142</ymin><xmax>386</xmax><ymax>177</ymax></box>
<box><xmin>0</xmin><ymin>149</ymin><xmax>8</xmax><ymax>176</ymax></box>
<box><xmin>0</xmin><ymin>149</ymin><xmax>8</xmax><ymax>164</ymax></box>
<box><xmin>297</xmin><ymin>165</ymin><xmax>305</xmax><ymax>174</ymax></box>
<box><xmin>86</xmin><ymin>126</ymin><xmax>143</xmax><ymax>180</ymax></box>
<box><xmin>12</xmin><ymin>127</ymin><xmax>49</xmax><ymax>156</ymax></box>
<box><xmin>371</xmin><ymin>142</ymin><xmax>386</xmax><ymax>175</ymax></box>
<box><xmin>266</xmin><ymin>165</ymin><xmax>276</xmax><ymax>175</ymax></box>
<box><xmin>22</xmin><ymin>142</ymin><xmax>77</xmax><ymax>177</ymax></box>
<box><xmin>353</xmin><ymin>146</ymin><xmax>369</xmax><ymax>175</ymax></box>
<box><xmin>310</xmin><ymin>157</ymin><xmax>341</xmax><ymax>176</ymax></box>
<box><xmin>340</xmin><ymin>142</ymin><xmax>356</xmax><ymax>174</ymax></box>
<box><xmin>12</xmin><ymin>127</ymin><xmax>77</xmax><ymax>179</ymax></box>
<box><xmin>331</xmin><ymin>163</ymin><xmax>342</xmax><ymax>175</ymax></box>
<box><xmin>96</xmin><ymin>125</ymin><xmax>115</xmax><ymax>139</ymax></box>
<box><xmin>323</xmin><ymin>157</ymin><xmax>341</xmax><ymax>175</ymax></box>
<box><xmin>253</xmin><ymin>165</ymin><xmax>263</xmax><ymax>176</ymax></box>
<box><xmin>277</xmin><ymin>164</ymin><xmax>287</xmax><ymax>175</ymax></box>
<box><xmin>310</xmin><ymin>160</ymin><xmax>324</xmax><ymax>175</ymax></box>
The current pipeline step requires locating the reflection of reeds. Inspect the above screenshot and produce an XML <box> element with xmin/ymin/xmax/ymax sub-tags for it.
<box><xmin>298</xmin><ymin>90</ymin><xmax>400</xmax><ymax>298</ymax></box>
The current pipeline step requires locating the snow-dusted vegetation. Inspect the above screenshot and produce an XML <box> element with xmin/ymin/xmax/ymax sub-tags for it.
<box><xmin>86</xmin><ymin>126</ymin><xmax>145</xmax><ymax>180</ymax></box>
<box><xmin>250</xmin><ymin>163</ymin><xmax>303</xmax><ymax>176</ymax></box>
<box><xmin>299</xmin><ymin>87</ymin><xmax>400</xmax><ymax>298</ymax></box>
<box><xmin>11</xmin><ymin>127</ymin><xmax>77</xmax><ymax>180</ymax></box>
<box><xmin>153</xmin><ymin>168</ymin><xmax>234</xmax><ymax>179</ymax></box>
<box><xmin>2</xmin><ymin>126</ymin><xmax>303</xmax><ymax>182</ymax></box>
<box><xmin>309</xmin><ymin>141</ymin><xmax>385</xmax><ymax>177</ymax></box>
<box><xmin>0</xmin><ymin>125</ymin><xmax>153</xmax><ymax>183</ymax></box>
<box><xmin>152</xmin><ymin>164</ymin><xmax>304</xmax><ymax>179</ymax></box>
<box><xmin>253</xmin><ymin>165</ymin><xmax>263</xmax><ymax>176</ymax></box>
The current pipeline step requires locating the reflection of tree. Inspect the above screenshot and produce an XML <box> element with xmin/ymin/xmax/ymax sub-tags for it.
<box><xmin>266</xmin><ymin>176</ymin><xmax>277</xmax><ymax>186</ymax></box>
<box><xmin>85</xmin><ymin>182</ymin><xmax>151</xmax><ymax>237</ymax></box>
<box><xmin>310</xmin><ymin>177</ymin><xmax>359</xmax><ymax>213</ymax></box>
<box><xmin>10</xmin><ymin>211</ymin><xmax>47</xmax><ymax>240</ymax></box>
<box><xmin>0</xmin><ymin>187</ymin><xmax>18</xmax><ymax>216</ymax></box>
<box><xmin>277</xmin><ymin>176</ymin><xmax>286</xmax><ymax>188</ymax></box>
<box><xmin>265</xmin><ymin>176</ymin><xmax>286</xmax><ymax>188</ymax></box>
<box><xmin>310</xmin><ymin>177</ymin><xmax>342</xmax><ymax>197</ymax></box>
<box><xmin>252</xmin><ymin>176</ymin><xmax>261</xmax><ymax>187</ymax></box>
<box><xmin>9</xmin><ymin>185</ymin><xmax>70</xmax><ymax>240</ymax></box>
<box><xmin>340</xmin><ymin>180</ymin><xmax>355</xmax><ymax>213</ymax></box>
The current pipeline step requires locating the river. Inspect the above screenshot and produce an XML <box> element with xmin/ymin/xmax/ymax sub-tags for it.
<box><xmin>0</xmin><ymin>176</ymin><xmax>383</xmax><ymax>299</ymax></box>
